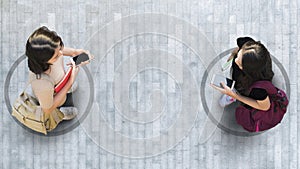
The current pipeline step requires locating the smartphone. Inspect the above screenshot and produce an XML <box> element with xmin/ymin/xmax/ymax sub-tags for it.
<box><xmin>73</xmin><ymin>52</ymin><xmax>90</xmax><ymax>65</ymax></box>
<box><xmin>211</xmin><ymin>74</ymin><xmax>235</xmax><ymax>89</ymax></box>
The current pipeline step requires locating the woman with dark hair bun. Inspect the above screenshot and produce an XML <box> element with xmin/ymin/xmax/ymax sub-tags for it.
<box><xmin>26</xmin><ymin>26</ymin><xmax>92</xmax><ymax>130</ymax></box>
<box><xmin>212</xmin><ymin>37</ymin><xmax>288</xmax><ymax>132</ymax></box>
<box><xmin>212</xmin><ymin>37</ymin><xmax>274</xmax><ymax>110</ymax></box>
<box><xmin>232</xmin><ymin>38</ymin><xmax>274</xmax><ymax>96</ymax></box>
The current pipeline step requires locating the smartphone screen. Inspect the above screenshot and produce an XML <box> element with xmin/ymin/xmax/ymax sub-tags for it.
<box><xmin>211</xmin><ymin>74</ymin><xmax>235</xmax><ymax>89</ymax></box>
<box><xmin>73</xmin><ymin>53</ymin><xmax>89</xmax><ymax>65</ymax></box>
<box><xmin>226</xmin><ymin>78</ymin><xmax>234</xmax><ymax>88</ymax></box>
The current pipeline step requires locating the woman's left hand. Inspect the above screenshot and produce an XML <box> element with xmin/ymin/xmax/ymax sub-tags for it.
<box><xmin>210</xmin><ymin>82</ymin><xmax>236</xmax><ymax>98</ymax></box>
<box><xmin>75</xmin><ymin>49</ymin><xmax>94</xmax><ymax>66</ymax></box>
<box><xmin>67</xmin><ymin>49</ymin><xmax>94</xmax><ymax>66</ymax></box>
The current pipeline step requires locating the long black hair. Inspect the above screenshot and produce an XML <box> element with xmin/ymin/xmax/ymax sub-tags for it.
<box><xmin>233</xmin><ymin>40</ymin><xmax>274</xmax><ymax>95</ymax></box>
<box><xmin>26</xmin><ymin>26</ymin><xmax>64</xmax><ymax>74</ymax></box>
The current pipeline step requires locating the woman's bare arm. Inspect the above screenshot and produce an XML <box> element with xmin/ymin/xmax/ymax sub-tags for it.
<box><xmin>62</xmin><ymin>47</ymin><xmax>84</xmax><ymax>57</ymax></box>
<box><xmin>233</xmin><ymin>92</ymin><xmax>271</xmax><ymax>111</ymax></box>
<box><xmin>42</xmin><ymin>60</ymin><xmax>79</xmax><ymax>114</ymax></box>
<box><xmin>211</xmin><ymin>82</ymin><xmax>271</xmax><ymax>111</ymax></box>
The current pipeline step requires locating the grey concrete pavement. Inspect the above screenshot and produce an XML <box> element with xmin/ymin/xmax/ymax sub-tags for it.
<box><xmin>1</xmin><ymin>0</ymin><xmax>300</xmax><ymax>169</ymax></box>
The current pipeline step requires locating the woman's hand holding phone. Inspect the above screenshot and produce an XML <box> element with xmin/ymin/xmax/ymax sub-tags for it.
<box><xmin>210</xmin><ymin>74</ymin><xmax>237</xmax><ymax>98</ymax></box>
<box><xmin>211</xmin><ymin>82</ymin><xmax>237</xmax><ymax>98</ymax></box>
<box><xmin>74</xmin><ymin>50</ymin><xmax>94</xmax><ymax>66</ymax></box>
<box><xmin>67</xmin><ymin>50</ymin><xmax>94</xmax><ymax>66</ymax></box>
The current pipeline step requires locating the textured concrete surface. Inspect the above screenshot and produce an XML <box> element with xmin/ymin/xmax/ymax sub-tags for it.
<box><xmin>1</xmin><ymin>0</ymin><xmax>300</xmax><ymax>169</ymax></box>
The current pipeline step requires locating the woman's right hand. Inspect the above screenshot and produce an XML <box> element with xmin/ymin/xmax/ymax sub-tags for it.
<box><xmin>211</xmin><ymin>82</ymin><xmax>237</xmax><ymax>98</ymax></box>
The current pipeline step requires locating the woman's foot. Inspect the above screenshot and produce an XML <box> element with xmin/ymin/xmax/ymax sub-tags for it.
<box><xmin>219</xmin><ymin>94</ymin><xmax>236</xmax><ymax>107</ymax></box>
<box><xmin>60</xmin><ymin>107</ymin><xmax>78</xmax><ymax>120</ymax></box>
